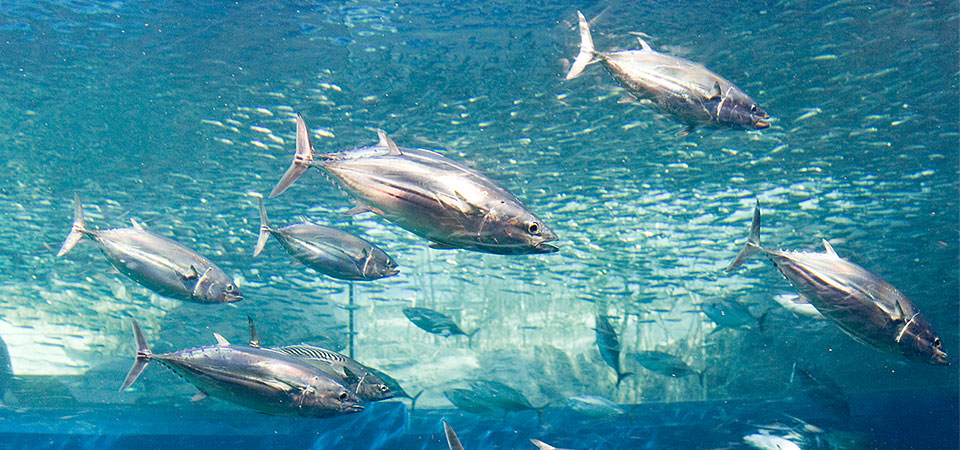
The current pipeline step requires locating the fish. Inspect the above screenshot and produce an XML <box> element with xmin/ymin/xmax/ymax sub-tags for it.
<box><xmin>700</xmin><ymin>300</ymin><xmax>767</xmax><ymax>332</ymax></box>
<box><xmin>529</xmin><ymin>439</ymin><xmax>574</xmax><ymax>450</ymax></box>
<box><xmin>402</xmin><ymin>307</ymin><xmax>480</xmax><ymax>345</ymax></box>
<box><xmin>727</xmin><ymin>202</ymin><xmax>948</xmax><ymax>365</ymax></box>
<box><xmin>120</xmin><ymin>320</ymin><xmax>363</xmax><ymax>417</ymax></box>
<box><xmin>773</xmin><ymin>293</ymin><xmax>825</xmax><ymax>319</ymax></box>
<box><xmin>566</xmin><ymin>11</ymin><xmax>769</xmax><ymax>133</ymax></box>
<box><xmin>594</xmin><ymin>313</ymin><xmax>632</xmax><ymax>386</ymax></box>
<box><xmin>269</xmin><ymin>114</ymin><xmax>558</xmax><ymax>255</ymax></box>
<box><xmin>791</xmin><ymin>364</ymin><xmax>850</xmax><ymax>420</ymax></box>
<box><xmin>565</xmin><ymin>394</ymin><xmax>625</xmax><ymax>418</ymax></box>
<box><xmin>57</xmin><ymin>194</ymin><xmax>242</xmax><ymax>304</ymax></box>
<box><xmin>629</xmin><ymin>351</ymin><xmax>706</xmax><ymax>386</ymax></box>
<box><xmin>444</xmin><ymin>388</ymin><xmax>499</xmax><ymax>415</ymax></box>
<box><xmin>246</xmin><ymin>317</ymin><xmax>395</xmax><ymax>402</ymax></box>
<box><xmin>467</xmin><ymin>379</ymin><xmax>542</xmax><ymax>413</ymax></box>
<box><xmin>743</xmin><ymin>433</ymin><xmax>802</xmax><ymax>450</ymax></box>
<box><xmin>254</xmin><ymin>197</ymin><xmax>399</xmax><ymax>281</ymax></box>
<box><xmin>442</xmin><ymin>420</ymin><xmax>464</xmax><ymax>450</ymax></box>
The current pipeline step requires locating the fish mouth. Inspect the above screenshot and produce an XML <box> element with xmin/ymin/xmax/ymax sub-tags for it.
<box><xmin>534</xmin><ymin>242</ymin><xmax>560</xmax><ymax>253</ymax></box>
<box><xmin>931</xmin><ymin>349</ymin><xmax>949</xmax><ymax>366</ymax></box>
<box><xmin>224</xmin><ymin>293</ymin><xmax>244</xmax><ymax>303</ymax></box>
<box><xmin>347</xmin><ymin>404</ymin><xmax>365</xmax><ymax>413</ymax></box>
<box><xmin>383</xmin><ymin>266</ymin><xmax>400</xmax><ymax>277</ymax></box>
<box><xmin>754</xmin><ymin>120</ymin><xmax>770</xmax><ymax>129</ymax></box>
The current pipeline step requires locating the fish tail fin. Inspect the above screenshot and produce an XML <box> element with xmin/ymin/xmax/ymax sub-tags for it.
<box><xmin>57</xmin><ymin>193</ymin><xmax>87</xmax><ymax>257</ymax></box>
<box><xmin>726</xmin><ymin>201</ymin><xmax>762</xmax><ymax>272</ymax></box>
<box><xmin>466</xmin><ymin>327</ymin><xmax>481</xmax><ymax>348</ymax></box>
<box><xmin>269</xmin><ymin>113</ymin><xmax>314</xmax><ymax>198</ymax></box>
<box><xmin>409</xmin><ymin>389</ymin><xmax>424</xmax><ymax>413</ymax></box>
<box><xmin>120</xmin><ymin>320</ymin><xmax>152</xmax><ymax>392</ymax></box>
<box><xmin>615</xmin><ymin>371</ymin><xmax>633</xmax><ymax>388</ymax></box>
<box><xmin>565</xmin><ymin>11</ymin><xmax>596</xmax><ymax>80</ymax></box>
<box><xmin>697</xmin><ymin>368</ymin><xmax>708</xmax><ymax>388</ymax></box>
<box><xmin>253</xmin><ymin>197</ymin><xmax>272</xmax><ymax>257</ymax></box>
<box><xmin>756</xmin><ymin>308</ymin><xmax>771</xmax><ymax>332</ymax></box>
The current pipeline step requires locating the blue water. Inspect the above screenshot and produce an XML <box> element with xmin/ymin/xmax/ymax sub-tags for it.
<box><xmin>0</xmin><ymin>0</ymin><xmax>957</xmax><ymax>449</ymax></box>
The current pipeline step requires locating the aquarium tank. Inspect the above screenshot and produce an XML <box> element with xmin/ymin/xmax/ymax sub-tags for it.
<box><xmin>0</xmin><ymin>0</ymin><xmax>957</xmax><ymax>449</ymax></box>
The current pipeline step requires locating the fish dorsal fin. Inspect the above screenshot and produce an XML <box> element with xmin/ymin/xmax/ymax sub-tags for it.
<box><xmin>377</xmin><ymin>129</ymin><xmax>402</xmax><ymax>155</ymax></box>
<box><xmin>637</xmin><ymin>37</ymin><xmax>653</xmax><ymax>51</ymax></box>
<box><xmin>708</xmin><ymin>81</ymin><xmax>722</xmax><ymax>100</ymax></box>
<box><xmin>213</xmin><ymin>333</ymin><xmax>230</xmax><ymax>346</ymax></box>
<box><xmin>821</xmin><ymin>239</ymin><xmax>839</xmax><ymax>258</ymax></box>
<box><xmin>130</xmin><ymin>218</ymin><xmax>145</xmax><ymax>231</ymax></box>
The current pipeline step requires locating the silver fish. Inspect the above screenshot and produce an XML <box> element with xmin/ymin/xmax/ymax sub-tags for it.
<box><xmin>120</xmin><ymin>321</ymin><xmax>363</xmax><ymax>417</ymax></box>
<box><xmin>595</xmin><ymin>313</ymin><xmax>632</xmax><ymax>386</ymax></box>
<box><xmin>246</xmin><ymin>317</ymin><xmax>395</xmax><ymax>402</ymax></box>
<box><xmin>727</xmin><ymin>203</ymin><xmax>948</xmax><ymax>365</ymax></box>
<box><xmin>565</xmin><ymin>394</ymin><xmax>625</xmax><ymax>418</ymax></box>
<box><xmin>566</xmin><ymin>11</ymin><xmax>769</xmax><ymax>133</ymax></box>
<box><xmin>443</xmin><ymin>420</ymin><xmax>465</xmax><ymax>450</ymax></box>
<box><xmin>700</xmin><ymin>300</ymin><xmax>767</xmax><ymax>332</ymax></box>
<box><xmin>444</xmin><ymin>388</ymin><xmax>499</xmax><ymax>415</ymax></box>
<box><xmin>58</xmin><ymin>194</ymin><xmax>242</xmax><ymax>304</ymax></box>
<box><xmin>269</xmin><ymin>114</ymin><xmax>558</xmax><ymax>255</ymax></box>
<box><xmin>630</xmin><ymin>351</ymin><xmax>705</xmax><ymax>386</ymax></box>
<box><xmin>467</xmin><ymin>379</ymin><xmax>541</xmax><ymax>412</ymax></box>
<box><xmin>402</xmin><ymin>307</ymin><xmax>479</xmax><ymax>344</ymax></box>
<box><xmin>254</xmin><ymin>197</ymin><xmax>399</xmax><ymax>281</ymax></box>
<box><xmin>0</xmin><ymin>335</ymin><xmax>12</xmax><ymax>404</ymax></box>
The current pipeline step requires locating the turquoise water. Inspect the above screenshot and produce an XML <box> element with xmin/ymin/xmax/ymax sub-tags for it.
<box><xmin>0</xmin><ymin>1</ymin><xmax>957</xmax><ymax>448</ymax></box>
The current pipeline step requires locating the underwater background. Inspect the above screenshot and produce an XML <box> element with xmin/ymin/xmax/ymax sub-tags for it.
<box><xmin>0</xmin><ymin>0</ymin><xmax>957</xmax><ymax>448</ymax></box>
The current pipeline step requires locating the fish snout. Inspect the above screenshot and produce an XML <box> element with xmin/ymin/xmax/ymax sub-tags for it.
<box><xmin>224</xmin><ymin>290</ymin><xmax>244</xmax><ymax>303</ymax></box>
<box><xmin>754</xmin><ymin>120</ymin><xmax>770</xmax><ymax>129</ymax></box>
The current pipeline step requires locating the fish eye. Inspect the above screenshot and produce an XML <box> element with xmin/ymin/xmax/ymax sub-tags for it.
<box><xmin>226</xmin><ymin>285</ymin><xmax>235</xmax><ymax>293</ymax></box>
<box><xmin>750</xmin><ymin>104</ymin><xmax>758</xmax><ymax>113</ymax></box>
<box><xmin>527</xmin><ymin>222</ymin><xmax>541</xmax><ymax>235</ymax></box>
<box><xmin>338</xmin><ymin>392</ymin><xmax>348</xmax><ymax>402</ymax></box>
<box><xmin>934</xmin><ymin>337</ymin><xmax>942</xmax><ymax>347</ymax></box>
<box><xmin>380</xmin><ymin>385</ymin><xmax>389</xmax><ymax>393</ymax></box>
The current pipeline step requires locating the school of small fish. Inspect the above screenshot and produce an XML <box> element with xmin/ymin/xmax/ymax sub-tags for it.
<box><xmin>0</xmin><ymin>5</ymin><xmax>950</xmax><ymax>449</ymax></box>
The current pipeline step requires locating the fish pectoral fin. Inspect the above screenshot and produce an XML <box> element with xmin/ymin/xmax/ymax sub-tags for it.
<box><xmin>345</xmin><ymin>203</ymin><xmax>377</xmax><ymax>216</ymax></box>
<box><xmin>191</xmin><ymin>391</ymin><xmax>209</xmax><ymax>402</ymax></box>
<box><xmin>636</xmin><ymin>37</ymin><xmax>653</xmax><ymax>52</ymax></box>
<box><xmin>436</xmin><ymin>191</ymin><xmax>483</xmax><ymax>215</ymax></box>
<box><xmin>213</xmin><ymin>333</ymin><xmax>231</xmax><ymax>346</ymax></box>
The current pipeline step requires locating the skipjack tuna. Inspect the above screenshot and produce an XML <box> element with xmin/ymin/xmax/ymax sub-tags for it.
<box><xmin>269</xmin><ymin>114</ymin><xmax>558</xmax><ymax>255</ymax></box>
<box><xmin>566</xmin><ymin>11</ymin><xmax>769</xmax><ymax>133</ymax></box>
<box><xmin>58</xmin><ymin>194</ymin><xmax>241</xmax><ymax>304</ymax></box>
<box><xmin>727</xmin><ymin>202</ymin><xmax>947</xmax><ymax>365</ymax></box>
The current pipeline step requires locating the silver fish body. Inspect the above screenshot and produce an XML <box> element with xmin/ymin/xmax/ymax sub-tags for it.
<box><xmin>402</xmin><ymin>307</ymin><xmax>469</xmax><ymax>337</ymax></box>
<box><xmin>727</xmin><ymin>203</ymin><xmax>947</xmax><ymax>365</ymax></box>
<box><xmin>254</xmin><ymin>198</ymin><xmax>398</xmax><ymax>281</ymax></box>
<box><xmin>566</xmin><ymin>11</ymin><xmax>769</xmax><ymax>131</ymax></box>
<box><xmin>58</xmin><ymin>194</ymin><xmax>241</xmax><ymax>304</ymax></box>
<box><xmin>269</xmin><ymin>115</ymin><xmax>558</xmax><ymax>255</ymax></box>
<box><xmin>121</xmin><ymin>321</ymin><xmax>363</xmax><ymax>417</ymax></box>
<box><xmin>595</xmin><ymin>314</ymin><xmax>631</xmax><ymax>386</ymax></box>
<box><xmin>630</xmin><ymin>351</ymin><xmax>704</xmax><ymax>385</ymax></box>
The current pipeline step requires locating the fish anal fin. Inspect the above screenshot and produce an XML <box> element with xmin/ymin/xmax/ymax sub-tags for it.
<box><xmin>429</xmin><ymin>242</ymin><xmax>458</xmax><ymax>250</ymax></box>
<box><xmin>213</xmin><ymin>333</ymin><xmax>230</xmax><ymax>346</ymax></box>
<box><xmin>191</xmin><ymin>391</ymin><xmax>209</xmax><ymax>402</ymax></box>
<box><xmin>130</xmin><ymin>219</ymin><xmax>145</xmax><ymax>231</ymax></box>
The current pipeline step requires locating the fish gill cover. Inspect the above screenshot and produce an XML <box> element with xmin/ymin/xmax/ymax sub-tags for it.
<box><xmin>0</xmin><ymin>0</ymin><xmax>956</xmax><ymax>448</ymax></box>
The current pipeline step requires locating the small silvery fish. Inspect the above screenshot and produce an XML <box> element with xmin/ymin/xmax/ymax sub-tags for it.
<box><xmin>629</xmin><ymin>351</ymin><xmax>706</xmax><ymax>386</ymax></box>
<box><xmin>58</xmin><ymin>194</ymin><xmax>241</xmax><ymax>304</ymax></box>
<box><xmin>566</xmin><ymin>11</ymin><xmax>769</xmax><ymax>133</ymax></box>
<box><xmin>120</xmin><ymin>321</ymin><xmax>363</xmax><ymax>417</ymax></box>
<box><xmin>565</xmin><ymin>394</ymin><xmax>624</xmax><ymax>418</ymax></box>
<box><xmin>269</xmin><ymin>114</ymin><xmax>558</xmax><ymax>255</ymax></box>
<box><xmin>595</xmin><ymin>313</ymin><xmax>632</xmax><ymax>387</ymax></box>
<box><xmin>700</xmin><ymin>300</ymin><xmax>767</xmax><ymax>332</ymax></box>
<box><xmin>727</xmin><ymin>202</ymin><xmax>948</xmax><ymax>365</ymax></box>
<box><xmin>402</xmin><ymin>307</ymin><xmax>480</xmax><ymax>345</ymax></box>
<box><xmin>254</xmin><ymin>197</ymin><xmax>398</xmax><ymax>281</ymax></box>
